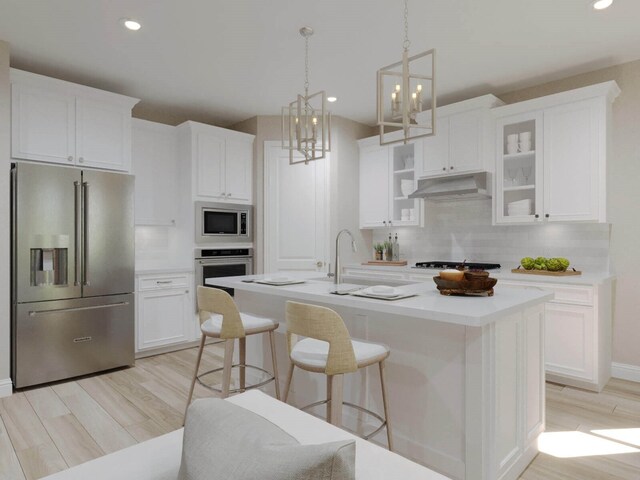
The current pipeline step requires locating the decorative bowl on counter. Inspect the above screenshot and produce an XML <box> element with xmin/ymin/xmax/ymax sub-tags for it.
<box><xmin>433</xmin><ymin>274</ymin><xmax>497</xmax><ymax>297</ymax></box>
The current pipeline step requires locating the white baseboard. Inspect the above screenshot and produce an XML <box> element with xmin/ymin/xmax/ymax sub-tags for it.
<box><xmin>611</xmin><ymin>362</ymin><xmax>640</xmax><ymax>383</ymax></box>
<box><xmin>0</xmin><ymin>378</ymin><xmax>13</xmax><ymax>398</ymax></box>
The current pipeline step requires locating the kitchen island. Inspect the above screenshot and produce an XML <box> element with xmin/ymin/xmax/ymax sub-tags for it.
<box><xmin>207</xmin><ymin>273</ymin><xmax>553</xmax><ymax>480</ymax></box>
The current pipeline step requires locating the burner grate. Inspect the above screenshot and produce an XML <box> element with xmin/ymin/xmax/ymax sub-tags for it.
<box><xmin>413</xmin><ymin>261</ymin><xmax>501</xmax><ymax>270</ymax></box>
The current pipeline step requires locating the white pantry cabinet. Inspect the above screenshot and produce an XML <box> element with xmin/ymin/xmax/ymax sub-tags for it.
<box><xmin>419</xmin><ymin>95</ymin><xmax>504</xmax><ymax>178</ymax></box>
<box><xmin>132</xmin><ymin>119</ymin><xmax>179</xmax><ymax>226</ymax></box>
<box><xmin>178</xmin><ymin>121</ymin><xmax>254</xmax><ymax>204</ymax></box>
<box><xmin>494</xmin><ymin>81</ymin><xmax>620</xmax><ymax>225</ymax></box>
<box><xmin>358</xmin><ymin>136</ymin><xmax>423</xmax><ymax>229</ymax></box>
<box><xmin>11</xmin><ymin>69</ymin><xmax>139</xmax><ymax>172</ymax></box>
<box><xmin>136</xmin><ymin>272</ymin><xmax>194</xmax><ymax>352</ymax></box>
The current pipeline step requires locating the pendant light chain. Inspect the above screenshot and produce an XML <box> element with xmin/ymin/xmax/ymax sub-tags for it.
<box><xmin>403</xmin><ymin>0</ymin><xmax>411</xmax><ymax>52</ymax></box>
<box><xmin>304</xmin><ymin>33</ymin><xmax>310</xmax><ymax>96</ymax></box>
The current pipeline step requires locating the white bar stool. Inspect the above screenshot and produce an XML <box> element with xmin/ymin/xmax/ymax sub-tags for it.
<box><xmin>282</xmin><ymin>300</ymin><xmax>393</xmax><ymax>450</ymax></box>
<box><xmin>185</xmin><ymin>286</ymin><xmax>280</xmax><ymax>417</ymax></box>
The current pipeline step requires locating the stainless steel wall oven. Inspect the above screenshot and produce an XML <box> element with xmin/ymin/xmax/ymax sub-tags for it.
<box><xmin>195</xmin><ymin>248</ymin><xmax>253</xmax><ymax>296</ymax></box>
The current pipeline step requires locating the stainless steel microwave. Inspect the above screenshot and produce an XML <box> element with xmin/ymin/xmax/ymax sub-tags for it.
<box><xmin>195</xmin><ymin>202</ymin><xmax>253</xmax><ymax>244</ymax></box>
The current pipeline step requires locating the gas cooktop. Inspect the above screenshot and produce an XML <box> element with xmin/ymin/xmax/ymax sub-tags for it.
<box><xmin>413</xmin><ymin>261</ymin><xmax>502</xmax><ymax>270</ymax></box>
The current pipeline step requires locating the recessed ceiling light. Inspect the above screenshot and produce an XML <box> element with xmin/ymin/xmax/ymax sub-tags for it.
<box><xmin>327</xmin><ymin>96</ymin><xmax>337</xmax><ymax>103</ymax></box>
<box><xmin>121</xmin><ymin>18</ymin><xmax>142</xmax><ymax>31</ymax></box>
<box><xmin>592</xmin><ymin>0</ymin><xmax>613</xmax><ymax>10</ymax></box>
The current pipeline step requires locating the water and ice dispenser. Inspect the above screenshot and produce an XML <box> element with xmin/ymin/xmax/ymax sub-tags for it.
<box><xmin>29</xmin><ymin>235</ymin><xmax>69</xmax><ymax>286</ymax></box>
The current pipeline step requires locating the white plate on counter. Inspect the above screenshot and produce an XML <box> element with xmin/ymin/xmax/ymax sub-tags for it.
<box><xmin>255</xmin><ymin>276</ymin><xmax>306</xmax><ymax>286</ymax></box>
<box><xmin>351</xmin><ymin>285</ymin><xmax>416</xmax><ymax>301</ymax></box>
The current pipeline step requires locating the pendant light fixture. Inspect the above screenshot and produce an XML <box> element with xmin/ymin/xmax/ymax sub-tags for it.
<box><xmin>377</xmin><ymin>0</ymin><xmax>436</xmax><ymax>146</ymax></box>
<box><xmin>282</xmin><ymin>27</ymin><xmax>331</xmax><ymax>165</ymax></box>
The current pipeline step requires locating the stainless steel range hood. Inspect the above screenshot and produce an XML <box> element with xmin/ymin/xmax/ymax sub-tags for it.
<box><xmin>408</xmin><ymin>172</ymin><xmax>491</xmax><ymax>201</ymax></box>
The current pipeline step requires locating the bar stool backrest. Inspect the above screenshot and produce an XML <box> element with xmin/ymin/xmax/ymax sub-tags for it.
<box><xmin>285</xmin><ymin>301</ymin><xmax>357</xmax><ymax>375</ymax></box>
<box><xmin>196</xmin><ymin>286</ymin><xmax>245</xmax><ymax>339</ymax></box>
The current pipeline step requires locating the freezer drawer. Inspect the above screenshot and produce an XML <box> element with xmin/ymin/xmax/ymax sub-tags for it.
<box><xmin>14</xmin><ymin>294</ymin><xmax>134</xmax><ymax>388</ymax></box>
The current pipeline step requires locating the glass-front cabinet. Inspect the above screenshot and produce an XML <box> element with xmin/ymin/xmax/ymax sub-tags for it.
<box><xmin>495</xmin><ymin>111</ymin><xmax>543</xmax><ymax>224</ymax></box>
<box><xmin>359</xmin><ymin>137</ymin><xmax>424</xmax><ymax>229</ymax></box>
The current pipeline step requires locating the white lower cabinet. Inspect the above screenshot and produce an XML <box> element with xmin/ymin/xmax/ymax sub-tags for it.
<box><xmin>342</xmin><ymin>265</ymin><xmax>612</xmax><ymax>392</ymax></box>
<box><xmin>136</xmin><ymin>273</ymin><xmax>194</xmax><ymax>352</ymax></box>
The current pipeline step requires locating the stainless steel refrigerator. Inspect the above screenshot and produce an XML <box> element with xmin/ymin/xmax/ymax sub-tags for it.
<box><xmin>11</xmin><ymin>162</ymin><xmax>135</xmax><ymax>388</ymax></box>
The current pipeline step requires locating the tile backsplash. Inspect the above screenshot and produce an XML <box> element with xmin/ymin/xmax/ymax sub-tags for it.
<box><xmin>373</xmin><ymin>199</ymin><xmax>611</xmax><ymax>272</ymax></box>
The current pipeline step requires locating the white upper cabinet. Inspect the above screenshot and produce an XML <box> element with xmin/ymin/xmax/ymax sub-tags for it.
<box><xmin>419</xmin><ymin>95</ymin><xmax>504</xmax><ymax>178</ymax></box>
<box><xmin>132</xmin><ymin>119</ymin><xmax>179</xmax><ymax>226</ymax></box>
<box><xmin>493</xmin><ymin>81</ymin><xmax>619</xmax><ymax>225</ymax></box>
<box><xmin>11</xmin><ymin>83</ymin><xmax>75</xmax><ymax>164</ymax></box>
<box><xmin>195</xmin><ymin>132</ymin><xmax>226</xmax><ymax>199</ymax></box>
<box><xmin>179</xmin><ymin>121</ymin><xmax>254</xmax><ymax>204</ymax></box>
<box><xmin>359</xmin><ymin>143</ymin><xmax>390</xmax><ymax>228</ymax></box>
<box><xmin>10</xmin><ymin>69</ymin><xmax>139</xmax><ymax>172</ymax></box>
<box><xmin>543</xmin><ymin>99</ymin><xmax>601</xmax><ymax>222</ymax></box>
<box><xmin>421</xmin><ymin>115</ymin><xmax>449</xmax><ymax>176</ymax></box>
<box><xmin>224</xmin><ymin>139</ymin><xmax>253</xmax><ymax>203</ymax></box>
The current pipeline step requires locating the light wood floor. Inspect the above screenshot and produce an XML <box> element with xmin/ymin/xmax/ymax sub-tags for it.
<box><xmin>0</xmin><ymin>344</ymin><xmax>639</xmax><ymax>480</ymax></box>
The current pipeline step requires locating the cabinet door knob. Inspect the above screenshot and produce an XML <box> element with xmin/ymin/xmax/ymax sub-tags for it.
<box><xmin>545</xmin><ymin>214</ymin><xmax>550</xmax><ymax>218</ymax></box>
<box><xmin>221</xmin><ymin>192</ymin><xmax>226</xmax><ymax>197</ymax></box>
<box><xmin>442</xmin><ymin>167</ymin><xmax>446</xmax><ymax>171</ymax></box>
<box><xmin>450</xmin><ymin>166</ymin><xmax>454</xmax><ymax>170</ymax></box>
<box><xmin>383</xmin><ymin>220</ymin><xmax>387</xmax><ymax>225</ymax></box>
<box><xmin>389</xmin><ymin>220</ymin><xmax>393</xmax><ymax>226</ymax></box>
<box><xmin>67</xmin><ymin>156</ymin><xmax>73</xmax><ymax>162</ymax></box>
<box><xmin>227</xmin><ymin>193</ymin><xmax>231</xmax><ymax>197</ymax></box>
<box><xmin>316</xmin><ymin>261</ymin><xmax>323</xmax><ymax>268</ymax></box>
<box><xmin>534</xmin><ymin>214</ymin><xmax>539</xmax><ymax>219</ymax></box>
<box><xmin>79</xmin><ymin>157</ymin><xmax>84</xmax><ymax>163</ymax></box>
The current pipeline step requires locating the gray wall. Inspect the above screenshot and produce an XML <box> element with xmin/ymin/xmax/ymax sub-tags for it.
<box><xmin>0</xmin><ymin>40</ymin><xmax>11</xmax><ymax>390</ymax></box>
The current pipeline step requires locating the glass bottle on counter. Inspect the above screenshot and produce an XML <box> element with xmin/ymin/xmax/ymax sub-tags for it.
<box><xmin>393</xmin><ymin>234</ymin><xmax>400</xmax><ymax>262</ymax></box>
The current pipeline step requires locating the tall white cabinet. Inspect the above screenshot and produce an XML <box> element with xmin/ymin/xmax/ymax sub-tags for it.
<box><xmin>11</xmin><ymin>69</ymin><xmax>139</xmax><ymax>172</ymax></box>
<box><xmin>494</xmin><ymin>82</ymin><xmax>620</xmax><ymax>224</ymax></box>
<box><xmin>132</xmin><ymin>119</ymin><xmax>179</xmax><ymax>226</ymax></box>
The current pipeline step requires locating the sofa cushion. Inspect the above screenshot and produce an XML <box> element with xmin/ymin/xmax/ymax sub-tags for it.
<box><xmin>179</xmin><ymin>398</ymin><xmax>355</xmax><ymax>480</ymax></box>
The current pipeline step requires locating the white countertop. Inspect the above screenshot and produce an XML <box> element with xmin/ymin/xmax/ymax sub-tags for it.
<box><xmin>345</xmin><ymin>263</ymin><xmax>614</xmax><ymax>286</ymax></box>
<box><xmin>207</xmin><ymin>272</ymin><xmax>553</xmax><ymax>328</ymax></box>
<box><xmin>135</xmin><ymin>266</ymin><xmax>194</xmax><ymax>276</ymax></box>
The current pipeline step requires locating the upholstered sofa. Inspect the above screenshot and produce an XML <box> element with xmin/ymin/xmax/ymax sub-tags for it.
<box><xmin>43</xmin><ymin>390</ymin><xmax>449</xmax><ymax>480</ymax></box>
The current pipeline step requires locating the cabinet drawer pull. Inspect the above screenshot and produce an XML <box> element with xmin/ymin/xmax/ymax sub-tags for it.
<box><xmin>156</xmin><ymin>280</ymin><xmax>173</xmax><ymax>284</ymax></box>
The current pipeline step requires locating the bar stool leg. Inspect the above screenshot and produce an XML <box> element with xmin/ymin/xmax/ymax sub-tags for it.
<box><xmin>239</xmin><ymin>337</ymin><xmax>246</xmax><ymax>392</ymax></box>
<box><xmin>326</xmin><ymin>375</ymin><xmax>332</xmax><ymax>422</ymax></box>
<box><xmin>221</xmin><ymin>339</ymin><xmax>235</xmax><ymax>398</ymax></box>
<box><xmin>268</xmin><ymin>330</ymin><xmax>281</xmax><ymax>400</ymax></box>
<box><xmin>185</xmin><ymin>334</ymin><xmax>206</xmax><ymax>421</ymax></box>
<box><xmin>379</xmin><ymin>360</ymin><xmax>393</xmax><ymax>451</ymax></box>
<box><xmin>283</xmin><ymin>363</ymin><xmax>295</xmax><ymax>403</ymax></box>
<box><xmin>328</xmin><ymin>374</ymin><xmax>344</xmax><ymax>428</ymax></box>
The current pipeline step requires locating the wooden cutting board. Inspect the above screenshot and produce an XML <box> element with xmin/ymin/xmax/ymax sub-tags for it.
<box><xmin>363</xmin><ymin>260</ymin><xmax>408</xmax><ymax>266</ymax></box>
<box><xmin>511</xmin><ymin>268</ymin><xmax>582</xmax><ymax>276</ymax></box>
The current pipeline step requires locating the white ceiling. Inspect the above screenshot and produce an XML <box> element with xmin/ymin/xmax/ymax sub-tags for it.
<box><xmin>0</xmin><ymin>0</ymin><xmax>639</xmax><ymax>127</ymax></box>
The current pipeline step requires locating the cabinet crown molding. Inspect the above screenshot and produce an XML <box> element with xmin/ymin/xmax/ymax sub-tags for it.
<box><xmin>492</xmin><ymin>80</ymin><xmax>621</xmax><ymax>117</ymax></box>
<box><xmin>10</xmin><ymin>68</ymin><xmax>140</xmax><ymax>108</ymax></box>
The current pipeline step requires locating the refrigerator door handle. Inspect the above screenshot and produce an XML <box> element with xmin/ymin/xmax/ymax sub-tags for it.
<box><xmin>28</xmin><ymin>301</ymin><xmax>130</xmax><ymax>317</ymax></box>
<box><xmin>74</xmin><ymin>181</ymin><xmax>82</xmax><ymax>286</ymax></box>
<box><xmin>82</xmin><ymin>181</ymin><xmax>90</xmax><ymax>287</ymax></box>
